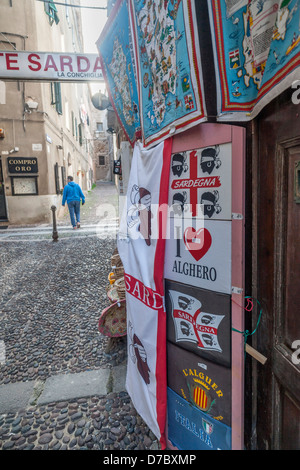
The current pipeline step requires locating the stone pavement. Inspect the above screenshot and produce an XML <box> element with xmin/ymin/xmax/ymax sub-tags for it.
<box><xmin>0</xmin><ymin>181</ymin><xmax>120</xmax><ymax>241</ymax></box>
<box><xmin>0</xmin><ymin>182</ymin><xmax>159</xmax><ymax>450</ymax></box>
<box><xmin>57</xmin><ymin>180</ymin><xmax>120</xmax><ymax>227</ymax></box>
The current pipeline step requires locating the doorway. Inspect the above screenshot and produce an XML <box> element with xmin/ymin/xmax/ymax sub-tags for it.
<box><xmin>254</xmin><ymin>90</ymin><xmax>300</xmax><ymax>449</ymax></box>
<box><xmin>0</xmin><ymin>158</ymin><xmax>7</xmax><ymax>220</ymax></box>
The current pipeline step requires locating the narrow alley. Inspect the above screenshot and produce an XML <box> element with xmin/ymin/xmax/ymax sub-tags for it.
<box><xmin>0</xmin><ymin>182</ymin><xmax>158</xmax><ymax>451</ymax></box>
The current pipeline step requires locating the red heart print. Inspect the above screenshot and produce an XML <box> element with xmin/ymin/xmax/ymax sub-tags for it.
<box><xmin>183</xmin><ymin>227</ymin><xmax>212</xmax><ymax>261</ymax></box>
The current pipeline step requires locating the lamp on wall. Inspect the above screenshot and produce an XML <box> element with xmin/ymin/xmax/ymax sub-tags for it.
<box><xmin>9</xmin><ymin>147</ymin><xmax>19</xmax><ymax>154</ymax></box>
<box><xmin>24</xmin><ymin>100</ymin><xmax>39</xmax><ymax>113</ymax></box>
<box><xmin>91</xmin><ymin>92</ymin><xmax>111</xmax><ymax>111</ymax></box>
<box><xmin>27</xmin><ymin>101</ymin><xmax>38</xmax><ymax>110</ymax></box>
<box><xmin>106</xmin><ymin>127</ymin><xmax>116</xmax><ymax>135</ymax></box>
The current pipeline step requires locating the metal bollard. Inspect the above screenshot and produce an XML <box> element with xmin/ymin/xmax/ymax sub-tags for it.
<box><xmin>51</xmin><ymin>205</ymin><xmax>58</xmax><ymax>242</ymax></box>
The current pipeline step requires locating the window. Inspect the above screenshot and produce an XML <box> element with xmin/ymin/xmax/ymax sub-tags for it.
<box><xmin>71</xmin><ymin>111</ymin><xmax>75</xmax><ymax>136</ymax></box>
<box><xmin>54</xmin><ymin>163</ymin><xmax>60</xmax><ymax>194</ymax></box>
<box><xmin>51</xmin><ymin>82</ymin><xmax>63</xmax><ymax>115</ymax></box>
<box><xmin>99</xmin><ymin>156</ymin><xmax>105</xmax><ymax>166</ymax></box>
<box><xmin>95</xmin><ymin>122</ymin><xmax>104</xmax><ymax>138</ymax></box>
<box><xmin>65</xmin><ymin>100</ymin><xmax>70</xmax><ymax>130</ymax></box>
<box><xmin>44</xmin><ymin>0</ymin><xmax>59</xmax><ymax>25</ymax></box>
<box><xmin>75</xmin><ymin>117</ymin><xmax>78</xmax><ymax>140</ymax></box>
<box><xmin>78</xmin><ymin>123</ymin><xmax>82</xmax><ymax>146</ymax></box>
<box><xmin>61</xmin><ymin>166</ymin><xmax>66</xmax><ymax>188</ymax></box>
<box><xmin>11</xmin><ymin>177</ymin><xmax>38</xmax><ymax>195</ymax></box>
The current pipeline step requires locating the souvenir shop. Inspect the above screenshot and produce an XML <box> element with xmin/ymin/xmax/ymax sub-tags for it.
<box><xmin>97</xmin><ymin>0</ymin><xmax>300</xmax><ymax>450</ymax></box>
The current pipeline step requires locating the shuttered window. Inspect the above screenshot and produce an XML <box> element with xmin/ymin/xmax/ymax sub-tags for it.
<box><xmin>51</xmin><ymin>82</ymin><xmax>63</xmax><ymax>115</ymax></box>
<box><xmin>78</xmin><ymin>123</ymin><xmax>82</xmax><ymax>146</ymax></box>
<box><xmin>71</xmin><ymin>111</ymin><xmax>75</xmax><ymax>136</ymax></box>
<box><xmin>61</xmin><ymin>166</ymin><xmax>66</xmax><ymax>188</ymax></box>
<box><xmin>54</xmin><ymin>163</ymin><xmax>60</xmax><ymax>194</ymax></box>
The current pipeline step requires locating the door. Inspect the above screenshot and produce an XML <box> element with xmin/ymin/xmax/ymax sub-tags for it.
<box><xmin>0</xmin><ymin>158</ymin><xmax>7</xmax><ymax>220</ymax></box>
<box><xmin>256</xmin><ymin>90</ymin><xmax>300</xmax><ymax>449</ymax></box>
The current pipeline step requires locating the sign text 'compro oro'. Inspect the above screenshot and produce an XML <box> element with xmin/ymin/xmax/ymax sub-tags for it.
<box><xmin>8</xmin><ymin>157</ymin><xmax>38</xmax><ymax>174</ymax></box>
<box><xmin>0</xmin><ymin>51</ymin><xmax>104</xmax><ymax>82</ymax></box>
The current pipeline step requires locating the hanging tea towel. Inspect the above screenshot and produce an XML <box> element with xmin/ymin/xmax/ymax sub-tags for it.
<box><xmin>117</xmin><ymin>139</ymin><xmax>172</xmax><ymax>449</ymax></box>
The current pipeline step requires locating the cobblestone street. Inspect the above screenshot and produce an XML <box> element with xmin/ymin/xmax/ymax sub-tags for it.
<box><xmin>0</xmin><ymin>183</ymin><xmax>159</xmax><ymax>451</ymax></box>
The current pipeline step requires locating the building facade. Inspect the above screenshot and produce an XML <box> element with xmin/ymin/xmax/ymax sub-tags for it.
<box><xmin>90</xmin><ymin>103</ymin><xmax>112</xmax><ymax>182</ymax></box>
<box><xmin>0</xmin><ymin>0</ymin><xmax>96</xmax><ymax>224</ymax></box>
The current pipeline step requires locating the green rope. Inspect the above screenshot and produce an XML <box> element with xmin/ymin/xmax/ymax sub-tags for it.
<box><xmin>232</xmin><ymin>296</ymin><xmax>263</xmax><ymax>354</ymax></box>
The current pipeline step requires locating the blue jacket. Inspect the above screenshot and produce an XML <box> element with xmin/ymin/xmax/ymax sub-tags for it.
<box><xmin>62</xmin><ymin>181</ymin><xmax>85</xmax><ymax>205</ymax></box>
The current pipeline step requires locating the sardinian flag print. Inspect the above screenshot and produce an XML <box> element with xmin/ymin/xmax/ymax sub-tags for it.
<box><xmin>168</xmin><ymin>290</ymin><xmax>224</xmax><ymax>353</ymax></box>
<box><xmin>117</xmin><ymin>139</ymin><xmax>172</xmax><ymax>449</ymax></box>
<box><xmin>165</xmin><ymin>279</ymin><xmax>231</xmax><ymax>368</ymax></box>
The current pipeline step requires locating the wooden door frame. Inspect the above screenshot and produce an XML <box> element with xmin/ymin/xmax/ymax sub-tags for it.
<box><xmin>273</xmin><ymin>137</ymin><xmax>300</xmax><ymax>449</ymax></box>
<box><xmin>250</xmin><ymin>129</ymin><xmax>289</xmax><ymax>450</ymax></box>
<box><xmin>0</xmin><ymin>157</ymin><xmax>8</xmax><ymax>220</ymax></box>
<box><xmin>249</xmin><ymin>119</ymin><xmax>259</xmax><ymax>450</ymax></box>
<box><xmin>251</xmin><ymin>112</ymin><xmax>300</xmax><ymax>450</ymax></box>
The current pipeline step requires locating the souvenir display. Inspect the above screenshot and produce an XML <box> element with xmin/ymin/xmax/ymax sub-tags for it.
<box><xmin>209</xmin><ymin>0</ymin><xmax>300</xmax><ymax>120</ymax></box>
<box><xmin>129</xmin><ymin>0</ymin><xmax>206</xmax><ymax>147</ymax></box>
<box><xmin>97</xmin><ymin>0</ymin><xmax>141</xmax><ymax>146</ymax></box>
<box><xmin>117</xmin><ymin>139</ymin><xmax>172</xmax><ymax>448</ymax></box>
<box><xmin>167</xmin><ymin>342</ymin><xmax>231</xmax><ymax>426</ymax></box>
<box><xmin>169</xmin><ymin>143</ymin><xmax>232</xmax><ymax>220</ymax></box>
<box><xmin>164</xmin><ymin>218</ymin><xmax>232</xmax><ymax>295</ymax></box>
<box><xmin>165</xmin><ymin>279</ymin><xmax>231</xmax><ymax>367</ymax></box>
<box><xmin>167</xmin><ymin>387</ymin><xmax>231</xmax><ymax>450</ymax></box>
<box><xmin>98</xmin><ymin>299</ymin><xmax>127</xmax><ymax>338</ymax></box>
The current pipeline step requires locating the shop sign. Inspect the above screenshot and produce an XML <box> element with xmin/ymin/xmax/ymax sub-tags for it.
<box><xmin>0</xmin><ymin>51</ymin><xmax>103</xmax><ymax>82</ymax></box>
<box><xmin>8</xmin><ymin>157</ymin><xmax>38</xmax><ymax>174</ymax></box>
<box><xmin>167</xmin><ymin>387</ymin><xmax>231</xmax><ymax>451</ymax></box>
<box><xmin>167</xmin><ymin>342</ymin><xmax>231</xmax><ymax>426</ymax></box>
<box><xmin>165</xmin><ymin>280</ymin><xmax>231</xmax><ymax>367</ymax></box>
<box><xmin>32</xmin><ymin>144</ymin><xmax>42</xmax><ymax>151</ymax></box>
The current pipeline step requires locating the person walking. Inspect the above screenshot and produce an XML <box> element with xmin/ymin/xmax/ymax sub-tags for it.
<box><xmin>62</xmin><ymin>176</ymin><xmax>85</xmax><ymax>229</ymax></box>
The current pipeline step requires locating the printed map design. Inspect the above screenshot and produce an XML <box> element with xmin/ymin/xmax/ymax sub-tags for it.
<box><xmin>135</xmin><ymin>0</ymin><xmax>179</xmax><ymax>128</ymax></box>
<box><xmin>97</xmin><ymin>0</ymin><xmax>141</xmax><ymax>145</ymax></box>
<box><xmin>210</xmin><ymin>0</ymin><xmax>300</xmax><ymax>118</ymax></box>
<box><xmin>130</xmin><ymin>0</ymin><xmax>206</xmax><ymax>146</ymax></box>
<box><xmin>108</xmin><ymin>38</ymin><xmax>133</xmax><ymax>127</ymax></box>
